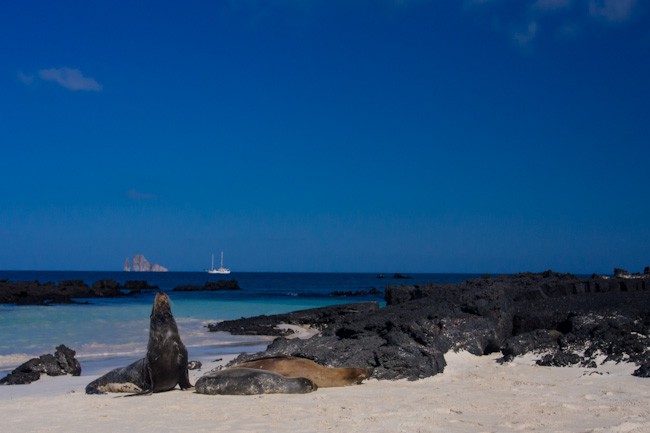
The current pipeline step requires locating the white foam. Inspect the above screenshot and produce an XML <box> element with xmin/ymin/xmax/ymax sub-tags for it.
<box><xmin>75</xmin><ymin>342</ymin><xmax>145</xmax><ymax>359</ymax></box>
<box><xmin>0</xmin><ymin>353</ymin><xmax>33</xmax><ymax>369</ymax></box>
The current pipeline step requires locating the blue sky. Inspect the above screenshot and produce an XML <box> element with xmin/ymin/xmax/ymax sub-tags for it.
<box><xmin>1</xmin><ymin>0</ymin><xmax>649</xmax><ymax>273</ymax></box>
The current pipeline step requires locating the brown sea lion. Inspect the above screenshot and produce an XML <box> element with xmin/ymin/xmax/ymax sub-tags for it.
<box><xmin>85</xmin><ymin>292</ymin><xmax>192</xmax><ymax>394</ymax></box>
<box><xmin>232</xmin><ymin>356</ymin><xmax>371</xmax><ymax>387</ymax></box>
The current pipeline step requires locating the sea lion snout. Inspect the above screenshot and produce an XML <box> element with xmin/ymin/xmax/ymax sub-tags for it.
<box><xmin>354</xmin><ymin>367</ymin><xmax>373</xmax><ymax>382</ymax></box>
<box><xmin>298</xmin><ymin>376</ymin><xmax>318</xmax><ymax>391</ymax></box>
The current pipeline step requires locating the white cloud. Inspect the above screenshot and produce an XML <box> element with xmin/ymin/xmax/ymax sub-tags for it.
<box><xmin>38</xmin><ymin>67</ymin><xmax>103</xmax><ymax>91</ymax></box>
<box><xmin>589</xmin><ymin>0</ymin><xmax>637</xmax><ymax>22</ymax></box>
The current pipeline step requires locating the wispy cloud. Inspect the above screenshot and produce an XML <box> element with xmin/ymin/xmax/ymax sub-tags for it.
<box><xmin>126</xmin><ymin>189</ymin><xmax>157</xmax><ymax>201</ymax></box>
<box><xmin>514</xmin><ymin>21</ymin><xmax>539</xmax><ymax>46</ymax></box>
<box><xmin>589</xmin><ymin>0</ymin><xmax>637</xmax><ymax>22</ymax></box>
<box><xmin>38</xmin><ymin>67</ymin><xmax>103</xmax><ymax>91</ymax></box>
<box><xmin>466</xmin><ymin>0</ymin><xmax>644</xmax><ymax>47</ymax></box>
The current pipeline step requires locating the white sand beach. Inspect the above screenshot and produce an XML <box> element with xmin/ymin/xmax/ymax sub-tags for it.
<box><xmin>1</xmin><ymin>351</ymin><xmax>649</xmax><ymax>433</ymax></box>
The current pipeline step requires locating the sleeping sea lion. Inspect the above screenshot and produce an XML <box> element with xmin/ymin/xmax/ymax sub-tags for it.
<box><xmin>85</xmin><ymin>292</ymin><xmax>192</xmax><ymax>395</ymax></box>
<box><xmin>195</xmin><ymin>367</ymin><xmax>317</xmax><ymax>395</ymax></box>
<box><xmin>232</xmin><ymin>356</ymin><xmax>372</xmax><ymax>387</ymax></box>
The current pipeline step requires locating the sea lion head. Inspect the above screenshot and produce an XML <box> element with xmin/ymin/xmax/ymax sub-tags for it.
<box><xmin>291</xmin><ymin>376</ymin><xmax>318</xmax><ymax>393</ymax></box>
<box><xmin>345</xmin><ymin>367</ymin><xmax>373</xmax><ymax>384</ymax></box>
<box><xmin>151</xmin><ymin>291</ymin><xmax>173</xmax><ymax>318</ymax></box>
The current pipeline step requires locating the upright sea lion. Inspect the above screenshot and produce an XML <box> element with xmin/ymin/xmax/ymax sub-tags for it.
<box><xmin>85</xmin><ymin>292</ymin><xmax>192</xmax><ymax>394</ymax></box>
<box><xmin>195</xmin><ymin>367</ymin><xmax>317</xmax><ymax>395</ymax></box>
<box><xmin>232</xmin><ymin>356</ymin><xmax>372</xmax><ymax>387</ymax></box>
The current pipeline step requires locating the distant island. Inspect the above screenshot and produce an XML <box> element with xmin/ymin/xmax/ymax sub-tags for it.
<box><xmin>123</xmin><ymin>254</ymin><xmax>168</xmax><ymax>272</ymax></box>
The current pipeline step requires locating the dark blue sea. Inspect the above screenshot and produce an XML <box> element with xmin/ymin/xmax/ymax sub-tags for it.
<box><xmin>0</xmin><ymin>271</ymin><xmax>477</xmax><ymax>378</ymax></box>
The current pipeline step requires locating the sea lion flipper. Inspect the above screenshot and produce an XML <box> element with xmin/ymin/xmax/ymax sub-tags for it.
<box><xmin>123</xmin><ymin>389</ymin><xmax>154</xmax><ymax>397</ymax></box>
<box><xmin>178</xmin><ymin>368</ymin><xmax>193</xmax><ymax>389</ymax></box>
<box><xmin>177</xmin><ymin>352</ymin><xmax>193</xmax><ymax>389</ymax></box>
<box><xmin>179</xmin><ymin>372</ymin><xmax>193</xmax><ymax>389</ymax></box>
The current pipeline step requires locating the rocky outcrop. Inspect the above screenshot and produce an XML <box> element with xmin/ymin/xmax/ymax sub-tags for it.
<box><xmin>330</xmin><ymin>288</ymin><xmax>382</xmax><ymax>297</ymax></box>
<box><xmin>208</xmin><ymin>303</ymin><xmax>380</xmax><ymax>337</ymax></box>
<box><xmin>376</xmin><ymin>273</ymin><xmax>411</xmax><ymax>279</ymax></box>
<box><xmin>0</xmin><ymin>279</ymin><xmax>153</xmax><ymax>305</ymax></box>
<box><xmin>173</xmin><ymin>280</ymin><xmax>241</xmax><ymax>292</ymax></box>
<box><xmin>126</xmin><ymin>254</ymin><xmax>168</xmax><ymax>272</ymax></box>
<box><xmin>123</xmin><ymin>280</ymin><xmax>159</xmax><ymax>292</ymax></box>
<box><xmin>0</xmin><ymin>345</ymin><xmax>81</xmax><ymax>385</ymax></box>
<box><xmin>208</xmin><ymin>271</ymin><xmax>650</xmax><ymax>381</ymax></box>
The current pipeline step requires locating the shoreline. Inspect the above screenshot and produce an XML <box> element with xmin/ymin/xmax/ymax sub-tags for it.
<box><xmin>1</xmin><ymin>352</ymin><xmax>648</xmax><ymax>432</ymax></box>
<box><xmin>0</xmin><ymin>334</ymin><xmax>277</xmax><ymax>379</ymax></box>
<box><xmin>2</xmin><ymin>271</ymin><xmax>649</xmax><ymax>431</ymax></box>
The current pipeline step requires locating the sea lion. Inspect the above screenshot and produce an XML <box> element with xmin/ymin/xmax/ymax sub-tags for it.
<box><xmin>85</xmin><ymin>292</ymin><xmax>192</xmax><ymax>394</ymax></box>
<box><xmin>195</xmin><ymin>367</ymin><xmax>317</xmax><ymax>395</ymax></box>
<box><xmin>232</xmin><ymin>356</ymin><xmax>372</xmax><ymax>387</ymax></box>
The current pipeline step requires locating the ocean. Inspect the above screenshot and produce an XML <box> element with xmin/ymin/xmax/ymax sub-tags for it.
<box><xmin>0</xmin><ymin>271</ymin><xmax>477</xmax><ymax>378</ymax></box>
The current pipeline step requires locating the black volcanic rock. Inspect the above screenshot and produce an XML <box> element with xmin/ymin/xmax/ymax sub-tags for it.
<box><xmin>210</xmin><ymin>271</ymin><xmax>650</xmax><ymax>381</ymax></box>
<box><xmin>633</xmin><ymin>363</ymin><xmax>650</xmax><ymax>377</ymax></box>
<box><xmin>203</xmin><ymin>280</ymin><xmax>240</xmax><ymax>291</ymax></box>
<box><xmin>208</xmin><ymin>303</ymin><xmax>380</xmax><ymax>336</ymax></box>
<box><xmin>0</xmin><ymin>345</ymin><xmax>81</xmax><ymax>385</ymax></box>
<box><xmin>123</xmin><ymin>280</ymin><xmax>159</xmax><ymax>291</ymax></box>
<box><xmin>173</xmin><ymin>280</ymin><xmax>241</xmax><ymax>291</ymax></box>
<box><xmin>330</xmin><ymin>288</ymin><xmax>382</xmax><ymax>297</ymax></box>
<box><xmin>0</xmin><ymin>279</ymin><xmax>141</xmax><ymax>305</ymax></box>
<box><xmin>187</xmin><ymin>361</ymin><xmax>203</xmax><ymax>370</ymax></box>
<box><xmin>536</xmin><ymin>352</ymin><xmax>582</xmax><ymax>367</ymax></box>
<box><xmin>92</xmin><ymin>279</ymin><xmax>121</xmax><ymax>291</ymax></box>
<box><xmin>174</xmin><ymin>285</ymin><xmax>203</xmax><ymax>292</ymax></box>
<box><xmin>0</xmin><ymin>280</ymin><xmax>86</xmax><ymax>305</ymax></box>
<box><xmin>53</xmin><ymin>344</ymin><xmax>82</xmax><ymax>376</ymax></box>
<box><xmin>501</xmin><ymin>330</ymin><xmax>561</xmax><ymax>360</ymax></box>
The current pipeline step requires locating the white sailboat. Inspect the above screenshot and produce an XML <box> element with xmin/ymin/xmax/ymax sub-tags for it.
<box><xmin>207</xmin><ymin>252</ymin><xmax>231</xmax><ymax>274</ymax></box>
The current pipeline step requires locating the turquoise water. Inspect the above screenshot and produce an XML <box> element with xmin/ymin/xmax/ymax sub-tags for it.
<box><xmin>0</xmin><ymin>272</ymin><xmax>476</xmax><ymax>377</ymax></box>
